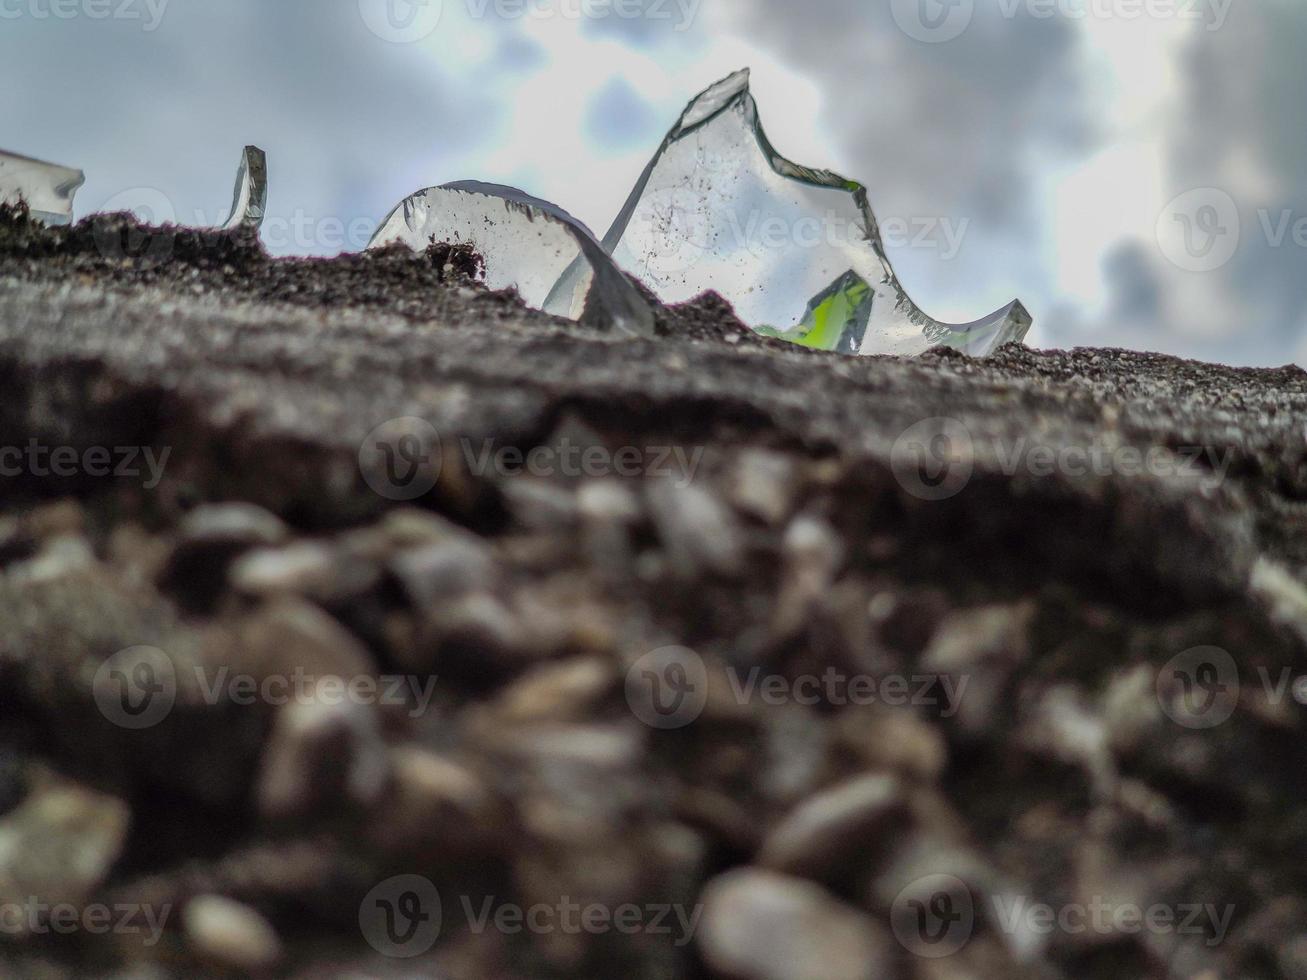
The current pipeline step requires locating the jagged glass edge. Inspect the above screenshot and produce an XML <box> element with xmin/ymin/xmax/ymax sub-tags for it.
<box><xmin>601</xmin><ymin>69</ymin><xmax>1032</xmax><ymax>357</ymax></box>
<box><xmin>0</xmin><ymin>148</ymin><xmax>86</xmax><ymax>226</ymax></box>
<box><xmin>370</xmin><ymin>180</ymin><xmax>655</xmax><ymax>338</ymax></box>
<box><xmin>222</xmin><ymin>145</ymin><xmax>268</xmax><ymax>232</ymax></box>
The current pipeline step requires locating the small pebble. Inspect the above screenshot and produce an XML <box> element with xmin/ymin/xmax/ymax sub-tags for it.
<box><xmin>185</xmin><ymin>894</ymin><xmax>283</xmax><ymax>972</ymax></box>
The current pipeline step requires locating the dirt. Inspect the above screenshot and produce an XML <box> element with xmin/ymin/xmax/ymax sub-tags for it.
<box><xmin>0</xmin><ymin>205</ymin><xmax>1305</xmax><ymax>979</ymax></box>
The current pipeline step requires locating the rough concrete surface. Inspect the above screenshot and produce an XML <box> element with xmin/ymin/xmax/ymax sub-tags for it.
<box><xmin>0</xmin><ymin>206</ymin><xmax>1305</xmax><ymax>978</ymax></box>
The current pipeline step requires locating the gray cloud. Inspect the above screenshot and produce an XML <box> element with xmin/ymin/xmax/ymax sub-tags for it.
<box><xmin>723</xmin><ymin>1</ymin><xmax>1302</xmax><ymax>365</ymax></box>
<box><xmin>720</xmin><ymin>2</ymin><xmax>1093</xmax><ymax>229</ymax></box>
<box><xmin>0</xmin><ymin>1</ymin><xmax>492</xmax><ymax>252</ymax></box>
<box><xmin>585</xmin><ymin>76</ymin><xmax>658</xmax><ymax>150</ymax></box>
<box><xmin>1152</xmin><ymin>3</ymin><xmax>1307</xmax><ymax>364</ymax></box>
<box><xmin>699</xmin><ymin>2</ymin><xmax>1096</xmax><ymax>357</ymax></box>
<box><xmin>1103</xmin><ymin>241</ymin><xmax>1162</xmax><ymax>323</ymax></box>
<box><xmin>0</xmin><ymin>0</ymin><xmax>1301</xmax><ymax>365</ymax></box>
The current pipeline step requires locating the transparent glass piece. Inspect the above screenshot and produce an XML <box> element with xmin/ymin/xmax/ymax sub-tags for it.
<box><xmin>0</xmin><ymin>149</ymin><xmax>85</xmax><ymax>226</ymax></box>
<box><xmin>602</xmin><ymin>69</ymin><xmax>1031</xmax><ymax>357</ymax></box>
<box><xmin>756</xmin><ymin>269</ymin><xmax>873</xmax><ymax>354</ymax></box>
<box><xmin>370</xmin><ymin>181</ymin><xmax>654</xmax><ymax>337</ymax></box>
<box><xmin>222</xmin><ymin>145</ymin><xmax>267</xmax><ymax>232</ymax></box>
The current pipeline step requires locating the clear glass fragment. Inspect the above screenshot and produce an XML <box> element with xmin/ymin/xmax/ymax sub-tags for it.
<box><xmin>222</xmin><ymin>145</ymin><xmax>268</xmax><ymax>232</ymax></box>
<box><xmin>602</xmin><ymin>70</ymin><xmax>1031</xmax><ymax>357</ymax></box>
<box><xmin>0</xmin><ymin>149</ymin><xmax>85</xmax><ymax>225</ymax></box>
<box><xmin>756</xmin><ymin>270</ymin><xmax>873</xmax><ymax>354</ymax></box>
<box><xmin>369</xmin><ymin>181</ymin><xmax>654</xmax><ymax>337</ymax></box>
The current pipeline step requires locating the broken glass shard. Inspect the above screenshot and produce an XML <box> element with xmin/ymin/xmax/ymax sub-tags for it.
<box><xmin>602</xmin><ymin>69</ymin><xmax>1031</xmax><ymax>356</ymax></box>
<box><xmin>369</xmin><ymin>181</ymin><xmax>654</xmax><ymax>338</ymax></box>
<box><xmin>222</xmin><ymin>145</ymin><xmax>267</xmax><ymax>232</ymax></box>
<box><xmin>0</xmin><ymin>149</ymin><xmax>85</xmax><ymax>225</ymax></box>
<box><xmin>756</xmin><ymin>270</ymin><xmax>873</xmax><ymax>354</ymax></box>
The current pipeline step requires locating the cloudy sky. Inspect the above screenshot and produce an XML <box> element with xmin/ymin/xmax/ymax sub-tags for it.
<box><xmin>1</xmin><ymin>0</ymin><xmax>1303</xmax><ymax>367</ymax></box>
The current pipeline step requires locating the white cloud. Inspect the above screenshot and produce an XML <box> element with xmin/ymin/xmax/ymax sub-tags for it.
<box><xmin>0</xmin><ymin>0</ymin><xmax>1302</xmax><ymax>366</ymax></box>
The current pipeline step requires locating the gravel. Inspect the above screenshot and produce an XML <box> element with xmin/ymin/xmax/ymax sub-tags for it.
<box><xmin>0</xmin><ymin>205</ymin><xmax>1305</xmax><ymax>978</ymax></box>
